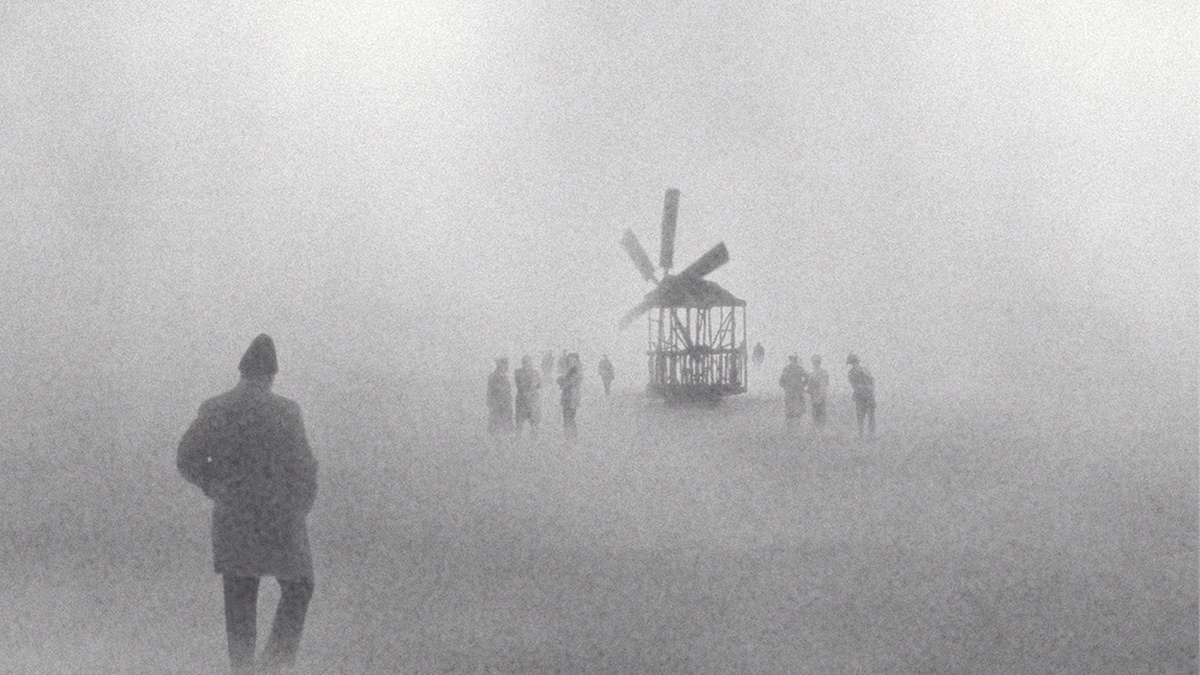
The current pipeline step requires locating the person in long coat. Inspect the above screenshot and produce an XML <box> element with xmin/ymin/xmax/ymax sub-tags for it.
<box><xmin>597</xmin><ymin>355</ymin><xmax>615</xmax><ymax>396</ymax></box>
<box><xmin>513</xmin><ymin>355</ymin><xmax>541</xmax><ymax>439</ymax></box>
<box><xmin>846</xmin><ymin>352</ymin><xmax>876</xmax><ymax>438</ymax></box>
<box><xmin>177</xmin><ymin>334</ymin><xmax>318</xmax><ymax>674</ymax></box>
<box><xmin>487</xmin><ymin>357</ymin><xmax>514</xmax><ymax>435</ymax></box>
<box><xmin>557</xmin><ymin>353</ymin><xmax>583</xmax><ymax>442</ymax></box>
<box><xmin>807</xmin><ymin>354</ymin><xmax>830</xmax><ymax>432</ymax></box>
<box><xmin>779</xmin><ymin>354</ymin><xmax>809</xmax><ymax>431</ymax></box>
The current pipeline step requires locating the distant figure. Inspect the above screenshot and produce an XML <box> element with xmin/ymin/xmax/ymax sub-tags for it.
<box><xmin>487</xmin><ymin>357</ymin><xmax>514</xmax><ymax>435</ymax></box>
<box><xmin>557</xmin><ymin>353</ymin><xmax>583</xmax><ymax>441</ymax></box>
<box><xmin>541</xmin><ymin>350</ymin><xmax>555</xmax><ymax>379</ymax></box>
<box><xmin>752</xmin><ymin>342</ymin><xmax>765</xmax><ymax>369</ymax></box>
<box><xmin>597</xmin><ymin>355</ymin><xmax>615</xmax><ymax>396</ymax></box>
<box><xmin>846</xmin><ymin>353</ymin><xmax>876</xmax><ymax>438</ymax></box>
<box><xmin>779</xmin><ymin>354</ymin><xmax>809</xmax><ymax>431</ymax></box>
<box><xmin>513</xmin><ymin>355</ymin><xmax>542</xmax><ymax>439</ymax></box>
<box><xmin>807</xmin><ymin>355</ymin><xmax>830</xmax><ymax>431</ymax></box>
<box><xmin>176</xmin><ymin>334</ymin><xmax>318</xmax><ymax>674</ymax></box>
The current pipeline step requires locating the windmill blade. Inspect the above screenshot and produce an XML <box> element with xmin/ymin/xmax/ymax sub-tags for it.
<box><xmin>678</xmin><ymin>241</ymin><xmax>729</xmax><ymax>278</ymax></box>
<box><xmin>621</xmin><ymin>229</ymin><xmax>658</xmax><ymax>283</ymax></box>
<box><xmin>618</xmin><ymin>296</ymin><xmax>658</xmax><ymax>329</ymax></box>
<box><xmin>659</xmin><ymin>188</ymin><xmax>679</xmax><ymax>270</ymax></box>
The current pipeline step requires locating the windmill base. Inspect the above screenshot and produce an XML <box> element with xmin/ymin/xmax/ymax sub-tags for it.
<box><xmin>648</xmin><ymin>383</ymin><xmax>747</xmax><ymax>405</ymax></box>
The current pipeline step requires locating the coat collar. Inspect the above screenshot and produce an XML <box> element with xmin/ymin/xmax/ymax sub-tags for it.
<box><xmin>238</xmin><ymin>376</ymin><xmax>274</xmax><ymax>392</ymax></box>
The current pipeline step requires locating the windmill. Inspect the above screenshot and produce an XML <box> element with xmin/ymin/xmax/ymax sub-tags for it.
<box><xmin>619</xmin><ymin>188</ymin><xmax>748</xmax><ymax>402</ymax></box>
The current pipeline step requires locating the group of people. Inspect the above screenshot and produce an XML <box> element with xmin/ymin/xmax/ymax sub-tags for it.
<box><xmin>779</xmin><ymin>351</ymin><xmax>876</xmax><ymax>438</ymax></box>
<box><xmin>487</xmin><ymin>352</ymin><xmax>616</xmax><ymax>442</ymax></box>
<box><xmin>175</xmin><ymin>333</ymin><xmax>875</xmax><ymax>673</ymax></box>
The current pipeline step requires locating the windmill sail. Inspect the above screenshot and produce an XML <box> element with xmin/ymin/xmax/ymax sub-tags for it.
<box><xmin>621</xmin><ymin>229</ymin><xmax>657</xmax><ymax>283</ymax></box>
<box><xmin>659</xmin><ymin>188</ymin><xmax>679</xmax><ymax>270</ymax></box>
<box><xmin>619</xmin><ymin>295</ymin><xmax>659</xmax><ymax>329</ymax></box>
<box><xmin>678</xmin><ymin>242</ymin><xmax>729</xmax><ymax>278</ymax></box>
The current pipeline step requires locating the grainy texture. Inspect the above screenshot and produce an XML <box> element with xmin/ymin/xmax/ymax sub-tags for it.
<box><xmin>1</xmin><ymin>2</ymin><xmax>1195</xmax><ymax>673</ymax></box>
<box><xmin>1</xmin><ymin>380</ymin><xmax>1195</xmax><ymax>672</ymax></box>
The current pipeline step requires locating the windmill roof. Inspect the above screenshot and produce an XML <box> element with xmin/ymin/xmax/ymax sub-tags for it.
<box><xmin>646</xmin><ymin>275</ymin><xmax>745</xmax><ymax>308</ymax></box>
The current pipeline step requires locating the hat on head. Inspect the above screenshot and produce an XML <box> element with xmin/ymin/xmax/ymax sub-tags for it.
<box><xmin>239</xmin><ymin>334</ymin><xmax>278</xmax><ymax>378</ymax></box>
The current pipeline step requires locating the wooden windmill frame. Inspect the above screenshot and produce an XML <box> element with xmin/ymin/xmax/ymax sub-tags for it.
<box><xmin>620</xmin><ymin>189</ymin><xmax>748</xmax><ymax>402</ymax></box>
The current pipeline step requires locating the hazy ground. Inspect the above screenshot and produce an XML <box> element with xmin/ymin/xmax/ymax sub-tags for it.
<box><xmin>2</xmin><ymin>374</ymin><xmax>1195</xmax><ymax>673</ymax></box>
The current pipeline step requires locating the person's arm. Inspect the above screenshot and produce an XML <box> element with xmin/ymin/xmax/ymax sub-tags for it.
<box><xmin>177</xmin><ymin>403</ymin><xmax>214</xmax><ymax>497</ymax></box>
<box><xmin>284</xmin><ymin>402</ymin><xmax>319</xmax><ymax>514</ymax></box>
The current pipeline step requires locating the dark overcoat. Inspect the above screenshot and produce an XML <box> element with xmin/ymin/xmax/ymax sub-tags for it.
<box><xmin>558</xmin><ymin>367</ymin><xmax>582</xmax><ymax>411</ymax></box>
<box><xmin>848</xmin><ymin>364</ymin><xmax>876</xmax><ymax>411</ymax></box>
<box><xmin>177</xmin><ymin>379</ymin><xmax>318</xmax><ymax>579</ymax></box>
<box><xmin>513</xmin><ymin>366</ymin><xmax>541</xmax><ymax>423</ymax></box>
<box><xmin>487</xmin><ymin>368</ymin><xmax>514</xmax><ymax>432</ymax></box>
<box><xmin>779</xmin><ymin>363</ymin><xmax>809</xmax><ymax>419</ymax></box>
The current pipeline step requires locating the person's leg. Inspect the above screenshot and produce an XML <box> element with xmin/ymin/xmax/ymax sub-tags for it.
<box><xmin>868</xmin><ymin>402</ymin><xmax>876</xmax><ymax>437</ymax></box>
<box><xmin>223</xmin><ymin>575</ymin><xmax>260</xmax><ymax>674</ymax></box>
<box><xmin>855</xmin><ymin>402</ymin><xmax>866</xmax><ymax>437</ymax></box>
<box><xmin>261</xmin><ymin>576</ymin><xmax>315</xmax><ymax>669</ymax></box>
<box><xmin>563</xmin><ymin>407</ymin><xmax>577</xmax><ymax>441</ymax></box>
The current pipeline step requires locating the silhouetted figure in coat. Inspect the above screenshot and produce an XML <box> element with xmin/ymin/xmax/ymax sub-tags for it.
<box><xmin>752</xmin><ymin>342</ymin><xmax>765</xmax><ymax>369</ymax></box>
<box><xmin>557</xmin><ymin>353</ymin><xmax>583</xmax><ymax>442</ymax></box>
<box><xmin>807</xmin><ymin>355</ymin><xmax>830</xmax><ymax>431</ymax></box>
<box><xmin>177</xmin><ymin>334</ymin><xmax>318</xmax><ymax>674</ymax></box>
<box><xmin>779</xmin><ymin>354</ymin><xmax>809</xmax><ymax>431</ymax></box>
<box><xmin>514</xmin><ymin>355</ymin><xmax>541</xmax><ymax>439</ymax></box>
<box><xmin>487</xmin><ymin>357</ymin><xmax>514</xmax><ymax>435</ymax></box>
<box><xmin>597</xmin><ymin>355</ymin><xmax>615</xmax><ymax>396</ymax></box>
<box><xmin>846</xmin><ymin>352</ymin><xmax>876</xmax><ymax>438</ymax></box>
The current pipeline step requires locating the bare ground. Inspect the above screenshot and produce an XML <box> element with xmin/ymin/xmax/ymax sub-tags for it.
<box><xmin>1</xmin><ymin>385</ymin><xmax>1195</xmax><ymax>673</ymax></box>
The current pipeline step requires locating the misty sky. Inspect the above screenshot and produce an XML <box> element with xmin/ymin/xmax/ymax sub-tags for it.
<box><xmin>2</xmin><ymin>1</ymin><xmax>1196</xmax><ymax>413</ymax></box>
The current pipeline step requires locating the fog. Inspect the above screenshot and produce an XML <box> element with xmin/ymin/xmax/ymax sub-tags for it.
<box><xmin>5</xmin><ymin>1</ymin><xmax>1196</xmax><ymax>393</ymax></box>
<box><xmin>1</xmin><ymin>1</ymin><xmax>1196</xmax><ymax>671</ymax></box>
